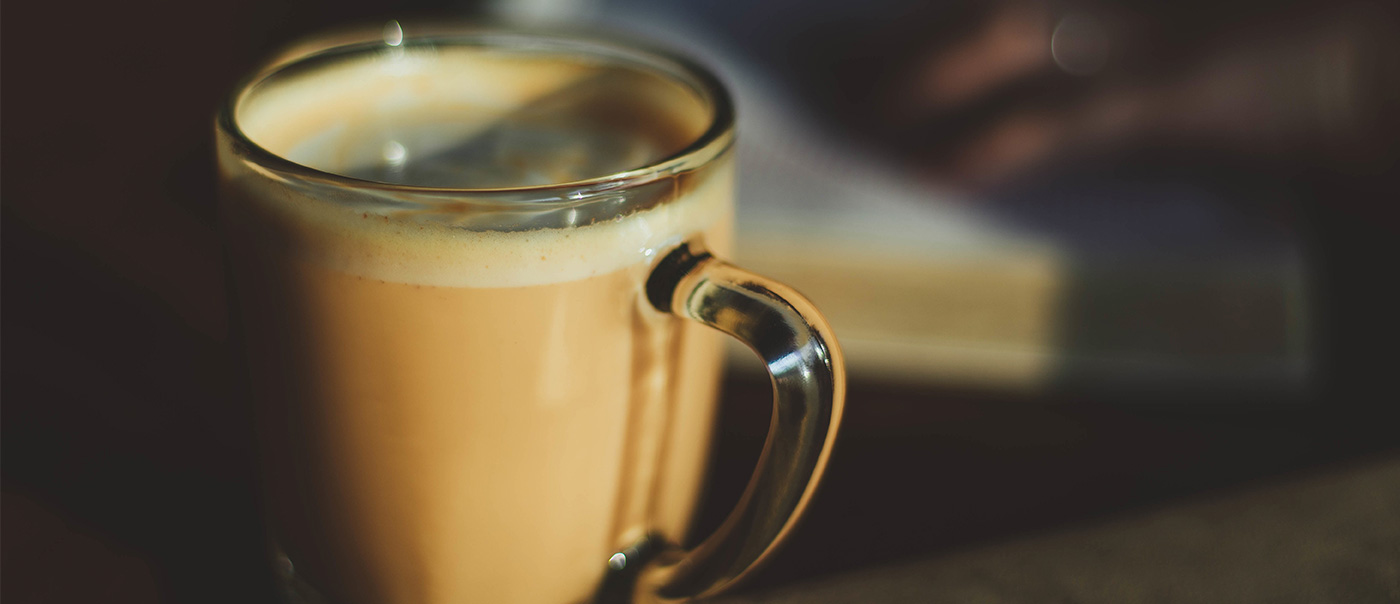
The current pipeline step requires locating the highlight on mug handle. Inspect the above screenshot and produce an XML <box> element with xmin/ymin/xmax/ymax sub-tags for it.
<box><xmin>597</xmin><ymin>241</ymin><xmax>846</xmax><ymax>603</ymax></box>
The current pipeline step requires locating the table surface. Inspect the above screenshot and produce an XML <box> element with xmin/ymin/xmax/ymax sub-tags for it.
<box><xmin>714</xmin><ymin>455</ymin><xmax>1400</xmax><ymax>604</ymax></box>
<box><xmin>697</xmin><ymin>376</ymin><xmax>1400</xmax><ymax>604</ymax></box>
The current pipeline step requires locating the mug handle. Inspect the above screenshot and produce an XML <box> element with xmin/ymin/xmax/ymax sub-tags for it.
<box><xmin>600</xmin><ymin>241</ymin><xmax>846</xmax><ymax>603</ymax></box>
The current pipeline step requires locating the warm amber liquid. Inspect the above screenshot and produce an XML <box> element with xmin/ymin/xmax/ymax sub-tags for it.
<box><xmin>230</xmin><ymin>238</ymin><xmax>726</xmax><ymax>604</ymax></box>
<box><xmin>221</xmin><ymin>44</ymin><xmax>732</xmax><ymax>604</ymax></box>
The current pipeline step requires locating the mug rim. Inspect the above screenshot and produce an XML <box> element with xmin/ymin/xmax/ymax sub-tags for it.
<box><xmin>216</xmin><ymin>25</ymin><xmax>736</xmax><ymax>204</ymax></box>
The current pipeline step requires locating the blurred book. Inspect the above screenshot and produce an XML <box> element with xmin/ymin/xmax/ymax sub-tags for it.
<box><xmin>494</xmin><ymin>5</ymin><xmax>1311</xmax><ymax>392</ymax></box>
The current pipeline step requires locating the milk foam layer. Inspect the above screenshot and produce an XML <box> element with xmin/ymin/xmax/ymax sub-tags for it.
<box><xmin>227</xmin><ymin>45</ymin><xmax>730</xmax><ymax>288</ymax></box>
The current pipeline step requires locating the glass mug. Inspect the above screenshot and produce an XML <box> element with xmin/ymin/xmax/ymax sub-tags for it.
<box><xmin>216</xmin><ymin>26</ymin><xmax>844</xmax><ymax>604</ymax></box>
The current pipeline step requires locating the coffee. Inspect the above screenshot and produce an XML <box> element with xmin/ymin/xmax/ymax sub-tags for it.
<box><xmin>221</xmin><ymin>44</ymin><xmax>732</xmax><ymax>604</ymax></box>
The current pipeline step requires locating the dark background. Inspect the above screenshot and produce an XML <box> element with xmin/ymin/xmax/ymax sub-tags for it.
<box><xmin>4</xmin><ymin>1</ymin><xmax>1399</xmax><ymax>602</ymax></box>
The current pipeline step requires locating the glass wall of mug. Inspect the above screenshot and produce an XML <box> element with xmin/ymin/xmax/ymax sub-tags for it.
<box><xmin>218</xmin><ymin>28</ymin><xmax>737</xmax><ymax>604</ymax></box>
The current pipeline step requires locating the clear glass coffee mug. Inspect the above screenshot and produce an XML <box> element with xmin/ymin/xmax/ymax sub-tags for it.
<box><xmin>216</xmin><ymin>26</ymin><xmax>844</xmax><ymax>604</ymax></box>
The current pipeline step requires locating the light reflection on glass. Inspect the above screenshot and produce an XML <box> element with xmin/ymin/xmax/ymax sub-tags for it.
<box><xmin>383</xmin><ymin>140</ymin><xmax>407</xmax><ymax>167</ymax></box>
<box><xmin>383</xmin><ymin>20</ymin><xmax>404</xmax><ymax>47</ymax></box>
<box><xmin>608</xmin><ymin>552</ymin><xmax>628</xmax><ymax>570</ymax></box>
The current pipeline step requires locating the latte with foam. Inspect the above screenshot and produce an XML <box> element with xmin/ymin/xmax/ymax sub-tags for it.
<box><xmin>220</xmin><ymin>40</ymin><xmax>732</xmax><ymax>604</ymax></box>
